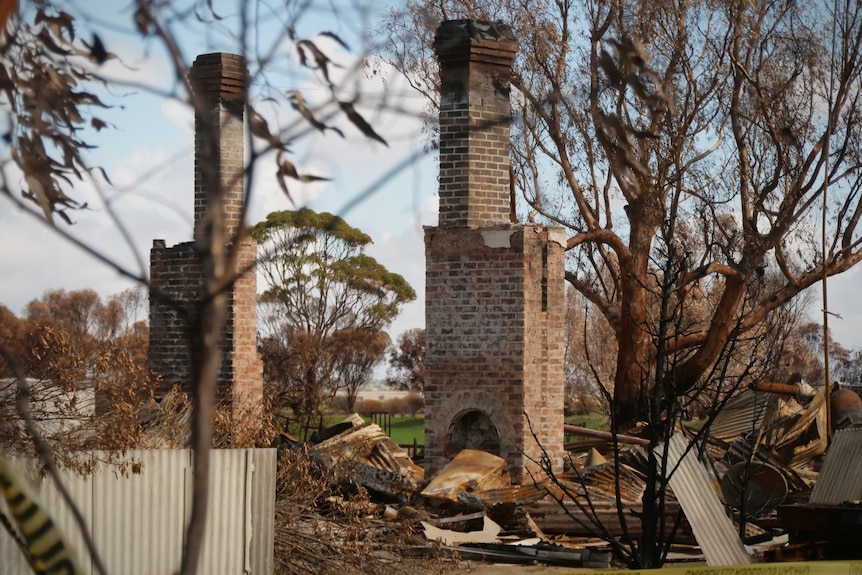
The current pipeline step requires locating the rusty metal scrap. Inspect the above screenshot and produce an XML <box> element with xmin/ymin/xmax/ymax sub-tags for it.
<box><xmin>708</xmin><ymin>389</ymin><xmax>771</xmax><ymax>443</ymax></box>
<box><xmin>525</xmin><ymin>499</ymin><xmax>696</xmax><ymax>543</ymax></box>
<box><xmin>831</xmin><ymin>388</ymin><xmax>862</xmax><ymax>430</ymax></box>
<box><xmin>708</xmin><ymin>386</ymin><xmax>829</xmax><ymax>471</ymax></box>
<box><xmin>420</xmin><ymin>449</ymin><xmax>511</xmax><ymax>505</ymax></box>
<box><xmin>769</xmin><ymin>387</ymin><xmax>827</xmax><ymax>459</ymax></box>
<box><xmin>563</xmin><ymin>424</ymin><xmax>651</xmax><ymax>446</ymax></box>
<box><xmin>312</xmin><ymin>415</ymin><xmax>424</xmax><ymax>499</ymax></box>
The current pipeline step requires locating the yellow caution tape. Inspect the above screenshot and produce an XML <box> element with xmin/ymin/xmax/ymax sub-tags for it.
<box><xmin>596</xmin><ymin>563</ymin><xmax>862</xmax><ymax>575</ymax></box>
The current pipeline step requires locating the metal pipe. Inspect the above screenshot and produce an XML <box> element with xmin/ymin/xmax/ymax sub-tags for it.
<box><xmin>563</xmin><ymin>424</ymin><xmax>650</xmax><ymax>446</ymax></box>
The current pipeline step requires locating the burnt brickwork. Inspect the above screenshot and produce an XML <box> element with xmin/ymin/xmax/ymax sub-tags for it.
<box><xmin>148</xmin><ymin>53</ymin><xmax>262</xmax><ymax>421</ymax></box>
<box><xmin>424</xmin><ymin>21</ymin><xmax>565</xmax><ymax>482</ymax></box>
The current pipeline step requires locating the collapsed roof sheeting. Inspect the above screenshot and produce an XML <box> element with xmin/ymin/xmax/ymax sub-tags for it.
<box><xmin>809</xmin><ymin>427</ymin><xmax>862</xmax><ymax>504</ymax></box>
<box><xmin>663</xmin><ymin>433</ymin><xmax>752</xmax><ymax>566</ymax></box>
<box><xmin>708</xmin><ymin>389</ymin><xmax>771</xmax><ymax>442</ymax></box>
<box><xmin>312</xmin><ymin>414</ymin><xmax>424</xmax><ymax>500</ymax></box>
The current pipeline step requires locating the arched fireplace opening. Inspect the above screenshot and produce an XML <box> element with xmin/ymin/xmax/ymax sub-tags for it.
<box><xmin>447</xmin><ymin>410</ymin><xmax>501</xmax><ymax>457</ymax></box>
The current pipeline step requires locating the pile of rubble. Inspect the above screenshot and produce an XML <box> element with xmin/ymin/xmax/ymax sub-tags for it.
<box><xmin>277</xmin><ymin>381</ymin><xmax>862</xmax><ymax>568</ymax></box>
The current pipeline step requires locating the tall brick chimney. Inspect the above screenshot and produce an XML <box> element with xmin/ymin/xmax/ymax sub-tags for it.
<box><xmin>435</xmin><ymin>20</ymin><xmax>517</xmax><ymax>228</ymax></box>
<box><xmin>188</xmin><ymin>53</ymin><xmax>248</xmax><ymax>240</ymax></box>
<box><xmin>149</xmin><ymin>53</ymin><xmax>263</xmax><ymax>429</ymax></box>
<box><xmin>424</xmin><ymin>21</ymin><xmax>566</xmax><ymax>482</ymax></box>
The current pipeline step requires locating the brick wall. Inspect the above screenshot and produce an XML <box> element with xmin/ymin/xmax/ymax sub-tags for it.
<box><xmin>149</xmin><ymin>53</ymin><xmax>262</xmax><ymax>425</ymax></box>
<box><xmin>424</xmin><ymin>226</ymin><xmax>566</xmax><ymax>481</ymax></box>
<box><xmin>424</xmin><ymin>21</ymin><xmax>566</xmax><ymax>483</ymax></box>
<box><xmin>148</xmin><ymin>240</ymin><xmax>202</xmax><ymax>391</ymax></box>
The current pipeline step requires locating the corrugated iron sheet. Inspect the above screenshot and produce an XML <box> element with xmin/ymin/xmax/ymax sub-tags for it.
<box><xmin>525</xmin><ymin>499</ymin><xmax>695</xmax><ymax>543</ymax></box>
<box><xmin>772</xmin><ymin>388</ymin><xmax>827</xmax><ymax>452</ymax></box>
<box><xmin>0</xmin><ymin>448</ymin><xmax>275</xmax><ymax>575</ymax></box>
<box><xmin>90</xmin><ymin>449</ymin><xmax>187</xmax><ymax>574</ymax></box>
<box><xmin>313</xmin><ymin>417</ymin><xmax>424</xmax><ymax>498</ymax></box>
<box><xmin>708</xmin><ymin>390</ymin><xmax>770</xmax><ymax>442</ymax></box>
<box><xmin>663</xmin><ymin>433</ymin><xmax>752</xmax><ymax>566</ymax></box>
<box><xmin>249</xmin><ymin>448</ymin><xmax>276</xmax><ymax>575</ymax></box>
<box><xmin>421</xmin><ymin>449</ymin><xmax>509</xmax><ymax>504</ymax></box>
<box><xmin>809</xmin><ymin>428</ymin><xmax>862</xmax><ymax>504</ymax></box>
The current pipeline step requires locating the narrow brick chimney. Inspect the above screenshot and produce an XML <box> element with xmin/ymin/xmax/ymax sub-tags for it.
<box><xmin>434</xmin><ymin>20</ymin><xmax>517</xmax><ymax>228</ymax></box>
<box><xmin>188</xmin><ymin>52</ymin><xmax>249</xmax><ymax>240</ymax></box>
<box><xmin>424</xmin><ymin>21</ymin><xmax>565</xmax><ymax>483</ymax></box>
<box><xmin>149</xmin><ymin>53</ymin><xmax>263</xmax><ymax>430</ymax></box>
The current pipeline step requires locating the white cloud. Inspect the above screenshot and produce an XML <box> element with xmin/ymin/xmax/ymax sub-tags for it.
<box><xmin>161</xmin><ymin>98</ymin><xmax>195</xmax><ymax>139</ymax></box>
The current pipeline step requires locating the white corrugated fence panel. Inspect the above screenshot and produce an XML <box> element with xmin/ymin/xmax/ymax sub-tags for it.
<box><xmin>196</xmin><ymin>448</ymin><xmax>249</xmax><ymax>574</ymax></box>
<box><xmin>92</xmin><ymin>450</ymin><xmax>188</xmax><ymax>574</ymax></box>
<box><xmin>0</xmin><ymin>448</ymin><xmax>275</xmax><ymax>575</ymax></box>
<box><xmin>249</xmin><ymin>449</ymin><xmax>276</xmax><ymax>575</ymax></box>
<box><xmin>40</xmin><ymin>458</ymin><xmax>95</xmax><ymax>574</ymax></box>
<box><xmin>1</xmin><ymin>455</ymin><xmax>43</xmax><ymax>574</ymax></box>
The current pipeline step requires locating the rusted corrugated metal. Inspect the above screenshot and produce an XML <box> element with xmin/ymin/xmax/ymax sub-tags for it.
<box><xmin>314</xmin><ymin>416</ymin><xmax>424</xmax><ymax>499</ymax></box>
<box><xmin>525</xmin><ymin>499</ymin><xmax>695</xmax><ymax>543</ymax></box>
<box><xmin>809</xmin><ymin>428</ymin><xmax>862</xmax><ymax>504</ymax></box>
<box><xmin>663</xmin><ymin>433</ymin><xmax>752</xmax><ymax>566</ymax></box>
<box><xmin>421</xmin><ymin>449</ymin><xmax>509</xmax><ymax>504</ymax></box>
<box><xmin>708</xmin><ymin>390</ymin><xmax>770</xmax><ymax>442</ymax></box>
<box><xmin>771</xmin><ymin>388</ymin><xmax>827</xmax><ymax>452</ymax></box>
<box><xmin>0</xmin><ymin>449</ymin><xmax>275</xmax><ymax>575</ymax></box>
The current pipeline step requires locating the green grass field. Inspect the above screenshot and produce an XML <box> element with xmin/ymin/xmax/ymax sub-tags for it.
<box><xmin>380</xmin><ymin>414</ymin><xmax>610</xmax><ymax>445</ymax></box>
<box><xmin>565</xmin><ymin>413</ymin><xmax>610</xmax><ymax>430</ymax></box>
<box><xmin>371</xmin><ymin>414</ymin><xmax>610</xmax><ymax>445</ymax></box>
<box><xmin>383</xmin><ymin>416</ymin><xmax>424</xmax><ymax>445</ymax></box>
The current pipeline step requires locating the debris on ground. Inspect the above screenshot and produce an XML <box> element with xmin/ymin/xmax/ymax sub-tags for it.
<box><xmin>420</xmin><ymin>449</ymin><xmax>511</xmax><ymax>506</ymax></box>
<box><xmin>274</xmin><ymin>390</ymin><xmax>862</xmax><ymax>571</ymax></box>
<box><xmin>310</xmin><ymin>413</ymin><xmax>424</xmax><ymax>500</ymax></box>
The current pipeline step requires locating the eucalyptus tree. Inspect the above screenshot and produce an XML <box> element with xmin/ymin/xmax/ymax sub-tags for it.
<box><xmin>251</xmin><ymin>208</ymin><xmax>415</xmax><ymax>431</ymax></box>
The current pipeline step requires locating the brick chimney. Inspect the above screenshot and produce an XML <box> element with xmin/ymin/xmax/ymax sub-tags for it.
<box><xmin>424</xmin><ymin>21</ymin><xmax>565</xmax><ymax>483</ymax></box>
<box><xmin>149</xmin><ymin>53</ymin><xmax>263</xmax><ymax>430</ymax></box>
<box><xmin>434</xmin><ymin>20</ymin><xmax>517</xmax><ymax>228</ymax></box>
<box><xmin>188</xmin><ymin>52</ymin><xmax>249</xmax><ymax>240</ymax></box>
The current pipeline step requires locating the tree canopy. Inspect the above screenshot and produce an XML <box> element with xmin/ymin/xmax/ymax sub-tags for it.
<box><xmin>0</xmin><ymin>288</ymin><xmax>152</xmax><ymax>469</ymax></box>
<box><xmin>251</xmin><ymin>208</ymin><xmax>415</xmax><ymax>430</ymax></box>
<box><xmin>380</xmin><ymin>0</ymin><xmax>862</xmax><ymax>424</ymax></box>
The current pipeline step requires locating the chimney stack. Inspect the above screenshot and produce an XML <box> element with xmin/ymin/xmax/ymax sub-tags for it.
<box><xmin>149</xmin><ymin>53</ymin><xmax>262</xmax><ymax>431</ymax></box>
<box><xmin>434</xmin><ymin>20</ymin><xmax>517</xmax><ymax>228</ymax></box>
<box><xmin>189</xmin><ymin>52</ymin><xmax>249</xmax><ymax>240</ymax></box>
